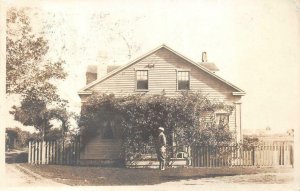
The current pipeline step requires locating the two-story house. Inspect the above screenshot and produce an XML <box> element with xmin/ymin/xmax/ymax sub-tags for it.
<box><xmin>78</xmin><ymin>44</ymin><xmax>245</xmax><ymax>165</ymax></box>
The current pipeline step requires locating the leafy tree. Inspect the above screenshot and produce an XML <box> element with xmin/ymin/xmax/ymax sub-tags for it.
<box><xmin>10</xmin><ymin>95</ymin><xmax>73</xmax><ymax>140</ymax></box>
<box><xmin>6</xmin><ymin>127</ymin><xmax>32</xmax><ymax>148</ymax></box>
<box><xmin>7</xmin><ymin>8</ymin><xmax>70</xmax><ymax>139</ymax></box>
<box><xmin>6</xmin><ymin>7</ymin><xmax>66</xmax><ymax>96</ymax></box>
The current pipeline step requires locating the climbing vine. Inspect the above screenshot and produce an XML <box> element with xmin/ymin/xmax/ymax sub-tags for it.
<box><xmin>79</xmin><ymin>92</ymin><xmax>235</xmax><ymax>162</ymax></box>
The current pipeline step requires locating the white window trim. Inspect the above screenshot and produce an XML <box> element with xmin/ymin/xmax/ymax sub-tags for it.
<box><xmin>176</xmin><ymin>69</ymin><xmax>191</xmax><ymax>91</ymax></box>
<box><xmin>135</xmin><ymin>69</ymin><xmax>149</xmax><ymax>91</ymax></box>
<box><xmin>214</xmin><ymin>111</ymin><xmax>230</xmax><ymax>127</ymax></box>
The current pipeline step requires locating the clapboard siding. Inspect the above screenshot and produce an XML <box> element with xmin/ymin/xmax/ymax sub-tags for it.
<box><xmin>86</xmin><ymin>48</ymin><xmax>241</xmax><ymax>131</ymax></box>
<box><xmin>88</xmin><ymin>48</ymin><xmax>239</xmax><ymax>102</ymax></box>
<box><xmin>81</xmin><ymin>137</ymin><xmax>122</xmax><ymax>160</ymax></box>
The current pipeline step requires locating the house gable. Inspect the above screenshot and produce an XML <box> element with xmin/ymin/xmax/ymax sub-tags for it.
<box><xmin>79</xmin><ymin>44</ymin><xmax>245</xmax><ymax>95</ymax></box>
<box><xmin>79</xmin><ymin>45</ymin><xmax>245</xmax><ymax>103</ymax></box>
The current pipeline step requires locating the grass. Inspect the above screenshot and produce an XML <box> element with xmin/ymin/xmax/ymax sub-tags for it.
<box><xmin>19</xmin><ymin>164</ymin><xmax>293</xmax><ymax>186</ymax></box>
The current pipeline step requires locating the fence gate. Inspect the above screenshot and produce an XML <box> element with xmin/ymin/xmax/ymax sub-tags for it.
<box><xmin>28</xmin><ymin>140</ymin><xmax>80</xmax><ymax>165</ymax></box>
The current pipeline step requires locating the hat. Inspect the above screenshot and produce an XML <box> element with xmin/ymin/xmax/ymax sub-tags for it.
<box><xmin>158</xmin><ymin>127</ymin><xmax>164</xmax><ymax>131</ymax></box>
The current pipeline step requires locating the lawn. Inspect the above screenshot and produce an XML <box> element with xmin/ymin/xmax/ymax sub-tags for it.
<box><xmin>19</xmin><ymin>164</ymin><xmax>293</xmax><ymax>186</ymax></box>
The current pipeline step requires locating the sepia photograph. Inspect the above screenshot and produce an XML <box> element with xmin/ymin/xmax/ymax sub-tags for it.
<box><xmin>1</xmin><ymin>0</ymin><xmax>300</xmax><ymax>190</ymax></box>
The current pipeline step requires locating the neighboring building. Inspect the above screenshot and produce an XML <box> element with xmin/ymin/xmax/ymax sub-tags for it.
<box><xmin>78</xmin><ymin>44</ymin><xmax>245</xmax><ymax>165</ymax></box>
<box><xmin>6</xmin><ymin>129</ymin><xmax>18</xmax><ymax>151</ymax></box>
<box><xmin>243</xmin><ymin>128</ymin><xmax>294</xmax><ymax>145</ymax></box>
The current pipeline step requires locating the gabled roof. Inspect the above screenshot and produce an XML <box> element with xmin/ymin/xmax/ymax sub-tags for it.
<box><xmin>78</xmin><ymin>44</ymin><xmax>245</xmax><ymax>95</ymax></box>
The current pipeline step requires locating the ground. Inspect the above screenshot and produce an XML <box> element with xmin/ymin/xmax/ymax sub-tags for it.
<box><xmin>4</xmin><ymin>164</ymin><xmax>66</xmax><ymax>187</ymax></box>
<box><xmin>4</xmin><ymin>149</ymin><xmax>295</xmax><ymax>188</ymax></box>
<box><xmin>10</xmin><ymin>164</ymin><xmax>294</xmax><ymax>186</ymax></box>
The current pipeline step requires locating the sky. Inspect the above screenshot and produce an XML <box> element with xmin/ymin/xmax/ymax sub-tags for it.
<box><xmin>5</xmin><ymin>0</ymin><xmax>300</xmax><ymax>134</ymax></box>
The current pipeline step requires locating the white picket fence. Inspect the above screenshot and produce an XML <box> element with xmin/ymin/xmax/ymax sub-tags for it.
<box><xmin>191</xmin><ymin>143</ymin><xmax>294</xmax><ymax>167</ymax></box>
<box><xmin>28</xmin><ymin>140</ymin><xmax>80</xmax><ymax>165</ymax></box>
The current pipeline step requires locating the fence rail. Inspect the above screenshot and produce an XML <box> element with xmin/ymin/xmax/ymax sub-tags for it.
<box><xmin>191</xmin><ymin>143</ymin><xmax>293</xmax><ymax>167</ymax></box>
<box><xmin>28</xmin><ymin>140</ymin><xmax>80</xmax><ymax>165</ymax></box>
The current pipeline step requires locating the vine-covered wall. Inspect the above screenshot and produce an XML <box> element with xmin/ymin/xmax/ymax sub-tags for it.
<box><xmin>79</xmin><ymin>92</ymin><xmax>235</xmax><ymax>162</ymax></box>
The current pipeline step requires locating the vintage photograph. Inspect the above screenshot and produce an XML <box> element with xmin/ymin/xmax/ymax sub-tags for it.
<box><xmin>2</xmin><ymin>0</ymin><xmax>299</xmax><ymax>190</ymax></box>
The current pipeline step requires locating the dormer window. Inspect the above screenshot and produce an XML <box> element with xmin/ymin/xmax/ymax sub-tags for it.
<box><xmin>136</xmin><ymin>70</ymin><xmax>148</xmax><ymax>90</ymax></box>
<box><xmin>177</xmin><ymin>71</ymin><xmax>190</xmax><ymax>90</ymax></box>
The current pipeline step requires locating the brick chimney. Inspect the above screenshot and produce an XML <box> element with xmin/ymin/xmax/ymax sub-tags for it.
<box><xmin>202</xmin><ymin>52</ymin><xmax>207</xmax><ymax>62</ymax></box>
<box><xmin>199</xmin><ymin>52</ymin><xmax>219</xmax><ymax>73</ymax></box>
<box><xmin>86</xmin><ymin>65</ymin><xmax>97</xmax><ymax>84</ymax></box>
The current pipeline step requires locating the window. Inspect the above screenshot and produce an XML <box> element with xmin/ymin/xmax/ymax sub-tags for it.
<box><xmin>136</xmin><ymin>70</ymin><xmax>148</xmax><ymax>90</ymax></box>
<box><xmin>215</xmin><ymin>113</ymin><xmax>229</xmax><ymax>128</ymax></box>
<box><xmin>177</xmin><ymin>71</ymin><xmax>190</xmax><ymax>90</ymax></box>
<box><xmin>101</xmin><ymin>121</ymin><xmax>114</xmax><ymax>139</ymax></box>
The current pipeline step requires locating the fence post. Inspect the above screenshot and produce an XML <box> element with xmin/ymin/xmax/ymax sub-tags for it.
<box><xmin>60</xmin><ymin>140</ymin><xmax>64</xmax><ymax>165</ymax></box>
<box><xmin>41</xmin><ymin>141</ymin><xmax>46</xmax><ymax>164</ymax></box>
<box><xmin>46</xmin><ymin>141</ymin><xmax>50</xmax><ymax>164</ymax></box>
<box><xmin>252</xmin><ymin>147</ymin><xmax>254</xmax><ymax>166</ymax></box>
<box><xmin>284</xmin><ymin>143</ymin><xmax>288</xmax><ymax>166</ymax></box>
<box><xmin>28</xmin><ymin>141</ymin><xmax>31</xmax><ymax>164</ymax></box>
<box><xmin>35</xmin><ymin>141</ymin><xmax>38</xmax><ymax>164</ymax></box>
<box><xmin>49</xmin><ymin>141</ymin><xmax>52</xmax><ymax>164</ymax></box>
<box><xmin>290</xmin><ymin>144</ymin><xmax>294</xmax><ymax>167</ymax></box>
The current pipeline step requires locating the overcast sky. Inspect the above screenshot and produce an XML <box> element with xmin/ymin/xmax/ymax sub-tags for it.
<box><xmin>6</xmin><ymin>0</ymin><xmax>300</xmax><ymax>133</ymax></box>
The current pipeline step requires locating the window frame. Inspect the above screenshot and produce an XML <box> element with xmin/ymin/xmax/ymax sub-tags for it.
<box><xmin>215</xmin><ymin>112</ymin><xmax>230</xmax><ymax>128</ymax></box>
<box><xmin>135</xmin><ymin>69</ymin><xmax>149</xmax><ymax>91</ymax></box>
<box><xmin>176</xmin><ymin>69</ymin><xmax>191</xmax><ymax>91</ymax></box>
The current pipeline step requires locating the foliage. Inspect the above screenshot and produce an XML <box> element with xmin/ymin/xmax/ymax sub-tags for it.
<box><xmin>79</xmin><ymin>92</ymin><xmax>235</xmax><ymax>162</ymax></box>
<box><xmin>10</xmin><ymin>98</ymin><xmax>74</xmax><ymax>140</ymax></box>
<box><xmin>6</xmin><ymin>7</ymin><xmax>67</xmax><ymax>96</ymax></box>
<box><xmin>7</xmin><ymin>8</ymin><xmax>71</xmax><ymax>138</ymax></box>
<box><xmin>6</xmin><ymin>127</ymin><xmax>32</xmax><ymax>148</ymax></box>
<box><xmin>242</xmin><ymin>136</ymin><xmax>262</xmax><ymax>150</ymax></box>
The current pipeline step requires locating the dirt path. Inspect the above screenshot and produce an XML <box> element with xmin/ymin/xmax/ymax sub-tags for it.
<box><xmin>4</xmin><ymin>164</ymin><xmax>67</xmax><ymax>187</ymax></box>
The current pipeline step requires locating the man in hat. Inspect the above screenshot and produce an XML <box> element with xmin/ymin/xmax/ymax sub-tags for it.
<box><xmin>157</xmin><ymin>127</ymin><xmax>166</xmax><ymax>170</ymax></box>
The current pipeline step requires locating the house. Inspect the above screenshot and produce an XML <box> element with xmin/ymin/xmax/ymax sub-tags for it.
<box><xmin>78</xmin><ymin>44</ymin><xmax>245</xmax><ymax>165</ymax></box>
<box><xmin>243</xmin><ymin>128</ymin><xmax>294</xmax><ymax>145</ymax></box>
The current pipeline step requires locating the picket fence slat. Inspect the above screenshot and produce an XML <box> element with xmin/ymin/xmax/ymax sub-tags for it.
<box><xmin>28</xmin><ymin>140</ymin><xmax>80</xmax><ymax>165</ymax></box>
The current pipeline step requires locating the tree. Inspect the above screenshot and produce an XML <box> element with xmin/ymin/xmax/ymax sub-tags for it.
<box><xmin>6</xmin><ymin>7</ymin><xmax>67</xmax><ymax>96</ymax></box>
<box><xmin>10</xmin><ymin>92</ymin><xmax>73</xmax><ymax>140</ymax></box>
<box><xmin>6</xmin><ymin>127</ymin><xmax>32</xmax><ymax>149</ymax></box>
<box><xmin>7</xmin><ymin>8</ymin><xmax>69</xmax><ymax>138</ymax></box>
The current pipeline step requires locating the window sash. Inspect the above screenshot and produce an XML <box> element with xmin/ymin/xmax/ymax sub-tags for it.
<box><xmin>215</xmin><ymin>113</ymin><xmax>229</xmax><ymax>127</ymax></box>
<box><xmin>136</xmin><ymin>70</ymin><xmax>148</xmax><ymax>90</ymax></box>
<box><xmin>177</xmin><ymin>71</ymin><xmax>190</xmax><ymax>90</ymax></box>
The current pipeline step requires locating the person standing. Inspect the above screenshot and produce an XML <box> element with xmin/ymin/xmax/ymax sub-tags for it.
<box><xmin>157</xmin><ymin>127</ymin><xmax>166</xmax><ymax>170</ymax></box>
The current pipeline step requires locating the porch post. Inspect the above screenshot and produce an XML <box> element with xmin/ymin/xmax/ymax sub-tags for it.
<box><xmin>234</xmin><ymin>102</ymin><xmax>242</xmax><ymax>144</ymax></box>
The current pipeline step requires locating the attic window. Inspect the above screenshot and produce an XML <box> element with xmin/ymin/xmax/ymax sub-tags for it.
<box><xmin>177</xmin><ymin>71</ymin><xmax>190</xmax><ymax>90</ymax></box>
<box><xmin>136</xmin><ymin>70</ymin><xmax>148</xmax><ymax>90</ymax></box>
